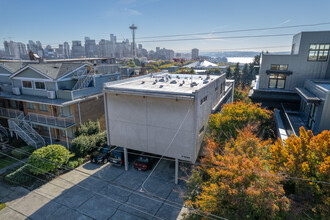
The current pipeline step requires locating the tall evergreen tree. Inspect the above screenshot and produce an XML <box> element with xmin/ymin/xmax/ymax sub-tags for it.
<box><xmin>233</xmin><ymin>62</ymin><xmax>240</xmax><ymax>86</ymax></box>
<box><xmin>242</xmin><ymin>63</ymin><xmax>249</xmax><ymax>85</ymax></box>
<box><xmin>225</xmin><ymin>66</ymin><xmax>232</xmax><ymax>78</ymax></box>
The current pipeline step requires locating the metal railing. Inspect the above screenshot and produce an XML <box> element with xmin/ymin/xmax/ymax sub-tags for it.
<box><xmin>0</xmin><ymin>107</ymin><xmax>23</xmax><ymax>118</ymax></box>
<box><xmin>0</xmin><ymin>124</ymin><xmax>8</xmax><ymax>137</ymax></box>
<box><xmin>24</xmin><ymin>112</ymin><xmax>75</xmax><ymax>128</ymax></box>
<box><xmin>8</xmin><ymin>113</ymin><xmax>45</xmax><ymax>148</ymax></box>
<box><xmin>72</xmin><ymin>67</ymin><xmax>94</xmax><ymax>90</ymax></box>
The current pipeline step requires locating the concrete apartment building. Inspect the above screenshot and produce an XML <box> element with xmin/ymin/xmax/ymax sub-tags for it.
<box><xmin>0</xmin><ymin>61</ymin><xmax>120</xmax><ymax>148</ymax></box>
<box><xmin>250</xmin><ymin>31</ymin><xmax>330</xmax><ymax>138</ymax></box>
<box><xmin>191</xmin><ymin>48</ymin><xmax>199</xmax><ymax>60</ymax></box>
<box><xmin>103</xmin><ymin>72</ymin><xmax>234</xmax><ymax>183</ymax></box>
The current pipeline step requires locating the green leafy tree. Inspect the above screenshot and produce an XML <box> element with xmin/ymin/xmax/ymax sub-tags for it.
<box><xmin>75</xmin><ymin>120</ymin><xmax>100</xmax><ymax>137</ymax></box>
<box><xmin>28</xmin><ymin>145</ymin><xmax>70</xmax><ymax>175</ymax></box>
<box><xmin>225</xmin><ymin>66</ymin><xmax>232</xmax><ymax>78</ymax></box>
<box><xmin>71</xmin><ymin>135</ymin><xmax>96</xmax><ymax>157</ymax></box>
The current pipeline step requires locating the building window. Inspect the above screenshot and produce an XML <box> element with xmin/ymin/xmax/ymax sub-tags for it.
<box><xmin>200</xmin><ymin>96</ymin><xmax>207</xmax><ymax>105</ymax></box>
<box><xmin>35</xmin><ymin>81</ymin><xmax>45</xmax><ymax>90</ymax></box>
<box><xmin>268</xmin><ymin>74</ymin><xmax>286</xmax><ymax>89</ymax></box>
<box><xmin>22</xmin><ymin>81</ymin><xmax>32</xmax><ymax>88</ymax></box>
<box><xmin>270</xmin><ymin>64</ymin><xmax>288</xmax><ymax>71</ymax></box>
<box><xmin>39</xmin><ymin>104</ymin><xmax>48</xmax><ymax>112</ymax></box>
<box><xmin>307</xmin><ymin>104</ymin><xmax>318</xmax><ymax>130</ymax></box>
<box><xmin>59</xmin><ymin>106</ymin><xmax>72</xmax><ymax>117</ymax></box>
<box><xmin>26</xmin><ymin>102</ymin><xmax>36</xmax><ymax>110</ymax></box>
<box><xmin>308</xmin><ymin>44</ymin><xmax>330</xmax><ymax>61</ymax></box>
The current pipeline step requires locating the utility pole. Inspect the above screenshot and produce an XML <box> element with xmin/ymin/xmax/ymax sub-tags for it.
<box><xmin>129</xmin><ymin>24</ymin><xmax>137</xmax><ymax>59</ymax></box>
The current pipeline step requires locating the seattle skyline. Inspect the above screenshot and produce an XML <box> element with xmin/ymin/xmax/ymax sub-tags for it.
<box><xmin>1</xmin><ymin>0</ymin><xmax>330</xmax><ymax>52</ymax></box>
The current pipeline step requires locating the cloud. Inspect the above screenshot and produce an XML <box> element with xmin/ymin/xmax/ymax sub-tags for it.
<box><xmin>105</xmin><ymin>8</ymin><xmax>142</xmax><ymax>17</ymax></box>
<box><xmin>124</xmin><ymin>8</ymin><xmax>142</xmax><ymax>16</ymax></box>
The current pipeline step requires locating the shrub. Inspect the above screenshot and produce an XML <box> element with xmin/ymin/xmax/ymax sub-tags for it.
<box><xmin>75</xmin><ymin>120</ymin><xmax>100</xmax><ymax>137</ymax></box>
<box><xmin>4</xmin><ymin>164</ymin><xmax>35</xmax><ymax>186</ymax></box>
<box><xmin>71</xmin><ymin>135</ymin><xmax>96</xmax><ymax>157</ymax></box>
<box><xmin>94</xmin><ymin>131</ymin><xmax>107</xmax><ymax>147</ymax></box>
<box><xmin>27</xmin><ymin>145</ymin><xmax>70</xmax><ymax>175</ymax></box>
<box><xmin>67</xmin><ymin>157</ymin><xmax>84</xmax><ymax>169</ymax></box>
<box><xmin>11</xmin><ymin>146</ymin><xmax>35</xmax><ymax>159</ymax></box>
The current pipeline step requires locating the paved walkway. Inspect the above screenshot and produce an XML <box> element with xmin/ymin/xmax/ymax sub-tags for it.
<box><xmin>0</xmin><ymin>160</ymin><xmax>187</xmax><ymax>219</ymax></box>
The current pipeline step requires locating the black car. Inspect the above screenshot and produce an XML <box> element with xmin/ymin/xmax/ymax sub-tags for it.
<box><xmin>90</xmin><ymin>145</ymin><xmax>111</xmax><ymax>164</ymax></box>
<box><xmin>109</xmin><ymin>146</ymin><xmax>124</xmax><ymax>166</ymax></box>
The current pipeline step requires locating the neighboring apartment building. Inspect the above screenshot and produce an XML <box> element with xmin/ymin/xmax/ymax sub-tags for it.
<box><xmin>103</xmin><ymin>72</ymin><xmax>234</xmax><ymax>183</ymax></box>
<box><xmin>250</xmin><ymin>31</ymin><xmax>330</xmax><ymax>138</ymax></box>
<box><xmin>0</xmin><ymin>61</ymin><xmax>120</xmax><ymax>148</ymax></box>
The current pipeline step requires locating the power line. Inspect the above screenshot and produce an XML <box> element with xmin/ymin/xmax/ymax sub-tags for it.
<box><xmin>137</xmin><ymin>21</ymin><xmax>330</xmax><ymax>39</ymax></box>
<box><xmin>1</xmin><ymin>145</ymin><xmax>224</xmax><ymax>220</ymax></box>
<box><xmin>138</xmin><ymin>33</ymin><xmax>295</xmax><ymax>43</ymax></box>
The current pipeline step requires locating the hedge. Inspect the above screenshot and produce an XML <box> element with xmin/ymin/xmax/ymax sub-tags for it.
<box><xmin>11</xmin><ymin>146</ymin><xmax>35</xmax><ymax>159</ymax></box>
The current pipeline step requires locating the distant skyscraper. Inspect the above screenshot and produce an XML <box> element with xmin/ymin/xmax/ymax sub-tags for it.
<box><xmin>84</xmin><ymin>37</ymin><xmax>97</xmax><ymax>58</ymax></box>
<box><xmin>64</xmin><ymin>42</ymin><xmax>70</xmax><ymax>58</ymax></box>
<box><xmin>3</xmin><ymin>41</ymin><xmax>10</xmax><ymax>56</ymax></box>
<box><xmin>192</xmin><ymin>48</ymin><xmax>199</xmax><ymax>60</ymax></box>
<box><xmin>71</xmin><ymin>41</ymin><xmax>85</xmax><ymax>58</ymax></box>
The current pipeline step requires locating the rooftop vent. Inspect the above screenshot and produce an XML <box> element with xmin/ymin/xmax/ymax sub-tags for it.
<box><xmin>179</xmin><ymin>83</ymin><xmax>183</xmax><ymax>87</ymax></box>
<box><xmin>170</xmin><ymin>80</ymin><xmax>177</xmax><ymax>84</ymax></box>
<box><xmin>191</xmin><ymin>82</ymin><xmax>198</xmax><ymax>87</ymax></box>
<box><xmin>176</xmin><ymin>75</ymin><xmax>180</xmax><ymax>79</ymax></box>
<box><xmin>159</xmin><ymin>85</ymin><xmax>163</xmax><ymax>88</ymax></box>
<box><xmin>141</xmin><ymin>81</ymin><xmax>145</xmax><ymax>84</ymax></box>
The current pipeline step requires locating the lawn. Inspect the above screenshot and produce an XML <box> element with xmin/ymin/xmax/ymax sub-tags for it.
<box><xmin>0</xmin><ymin>157</ymin><xmax>17</xmax><ymax>170</ymax></box>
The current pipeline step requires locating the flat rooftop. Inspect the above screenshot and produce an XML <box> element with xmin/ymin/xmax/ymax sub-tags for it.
<box><xmin>104</xmin><ymin>72</ymin><xmax>221</xmax><ymax>99</ymax></box>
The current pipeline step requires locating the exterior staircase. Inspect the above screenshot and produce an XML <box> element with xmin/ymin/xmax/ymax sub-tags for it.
<box><xmin>72</xmin><ymin>67</ymin><xmax>94</xmax><ymax>90</ymax></box>
<box><xmin>8</xmin><ymin>113</ymin><xmax>45</xmax><ymax>148</ymax></box>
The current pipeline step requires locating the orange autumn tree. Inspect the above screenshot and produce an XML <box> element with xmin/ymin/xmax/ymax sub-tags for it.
<box><xmin>186</xmin><ymin>128</ymin><xmax>290</xmax><ymax>219</ymax></box>
<box><xmin>208</xmin><ymin>102</ymin><xmax>274</xmax><ymax>144</ymax></box>
<box><xmin>269</xmin><ymin>127</ymin><xmax>330</xmax><ymax>216</ymax></box>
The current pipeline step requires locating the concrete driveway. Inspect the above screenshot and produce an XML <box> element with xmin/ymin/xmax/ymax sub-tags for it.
<box><xmin>0</xmin><ymin>159</ymin><xmax>187</xmax><ymax>220</ymax></box>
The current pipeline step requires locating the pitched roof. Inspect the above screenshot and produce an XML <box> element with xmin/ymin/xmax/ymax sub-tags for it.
<box><xmin>21</xmin><ymin>63</ymin><xmax>86</xmax><ymax>80</ymax></box>
<box><xmin>184</xmin><ymin>60</ymin><xmax>218</xmax><ymax>68</ymax></box>
<box><xmin>0</xmin><ymin>62</ymin><xmax>28</xmax><ymax>74</ymax></box>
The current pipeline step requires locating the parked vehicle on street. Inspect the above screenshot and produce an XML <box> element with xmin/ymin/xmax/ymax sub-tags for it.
<box><xmin>134</xmin><ymin>155</ymin><xmax>156</xmax><ymax>171</ymax></box>
<box><xmin>109</xmin><ymin>146</ymin><xmax>124</xmax><ymax>166</ymax></box>
<box><xmin>90</xmin><ymin>145</ymin><xmax>111</xmax><ymax>164</ymax></box>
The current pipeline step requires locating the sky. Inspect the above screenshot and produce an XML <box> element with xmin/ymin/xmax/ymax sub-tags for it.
<box><xmin>1</xmin><ymin>0</ymin><xmax>330</xmax><ymax>53</ymax></box>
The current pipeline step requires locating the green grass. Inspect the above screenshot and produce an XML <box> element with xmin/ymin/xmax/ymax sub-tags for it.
<box><xmin>0</xmin><ymin>157</ymin><xmax>17</xmax><ymax>170</ymax></box>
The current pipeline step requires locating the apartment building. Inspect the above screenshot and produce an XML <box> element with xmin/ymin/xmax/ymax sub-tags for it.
<box><xmin>0</xmin><ymin>61</ymin><xmax>120</xmax><ymax>148</ymax></box>
<box><xmin>250</xmin><ymin>31</ymin><xmax>330</xmax><ymax>138</ymax></box>
<box><xmin>103</xmin><ymin>72</ymin><xmax>234</xmax><ymax>183</ymax></box>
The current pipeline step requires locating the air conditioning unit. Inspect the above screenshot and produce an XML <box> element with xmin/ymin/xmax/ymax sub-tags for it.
<box><xmin>12</xmin><ymin>87</ymin><xmax>21</xmax><ymax>95</ymax></box>
<box><xmin>47</xmin><ymin>91</ymin><xmax>56</xmax><ymax>99</ymax></box>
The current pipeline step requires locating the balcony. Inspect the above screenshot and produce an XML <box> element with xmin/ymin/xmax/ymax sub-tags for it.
<box><xmin>24</xmin><ymin>112</ymin><xmax>75</xmax><ymax>129</ymax></box>
<box><xmin>0</xmin><ymin>107</ymin><xmax>23</xmax><ymax>119</ymax></box>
